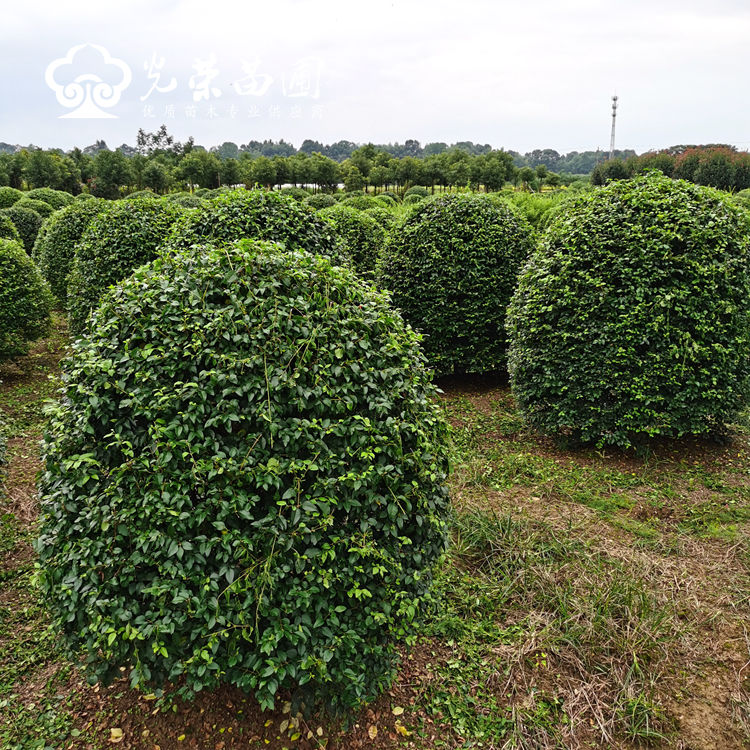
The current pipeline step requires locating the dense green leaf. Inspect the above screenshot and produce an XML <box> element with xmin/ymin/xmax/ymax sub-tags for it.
<box><xmin>507</xmin><ymin>173</ymin><xmax>750</xmax><ymax>447</ymax></box>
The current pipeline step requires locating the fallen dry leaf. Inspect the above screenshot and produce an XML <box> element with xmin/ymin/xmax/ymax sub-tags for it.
<box><xmin>109</xmin><ymin>727</ymin><xmax>123</xmax><ymax>744</ymax></box>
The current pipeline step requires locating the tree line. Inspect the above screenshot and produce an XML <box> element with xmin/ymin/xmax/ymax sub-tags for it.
<box><xmin>4</xmin><ymin>125</ymin><xmax>743</xmax><ymax>198</ymax></box>
<box><xmin>0</xmin><ymin>127</ymin><xmax>588</xmax><ymax>198</ymax></box>
<box><xmin>592</xmin><ymin>145</ymin><xmax>750</xmax><ymax>193</ymax></box>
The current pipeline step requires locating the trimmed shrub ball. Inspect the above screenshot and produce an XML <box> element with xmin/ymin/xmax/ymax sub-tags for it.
<box><xmin>32</xmin><ymin>199</ymin><xmax>104</xmax><ymax>304</ymax></box>
<box><xmin>279</xmin><ymin>186</ymin><xmax>310</xmax><ymax>202</ymax></box>
<box><xmin>75</xmin><ymin>193</ymin><xmax>97</xmax><ymax>202</ymax></box>
<box><xmin>319</xmin><ymin>204</ymin><xmax>386</xmax><ymax>278</ymax></box>
<box><xmin>341</xmin><ymin>194</ymin><xmax>379</xmax><ymax>211</ymax></box>
<box><xmin>1</xmin><ymin>204</ymin><xmax>43</xmax><ymax>253</ymax></box>
<box><xmin>379</xmin><ymin>194</ymin><xmax>535</xmax><ymax>376</ymax></box>
<box><xmin>169</xmin><ymin>194</ymin><xmax>207</xmax><ymax>209</ymax></box>
<box><xmin>36</xmin><ymin>239</ymin><xmax>450</xmax><ymax>712</ymax></box>
<box><xmin>0</xmin><ymin>213</ymin><xmax>21</xmax><ymax>244</ymax></box>
<box><xmin>0</xmin><ymin>238</ymin><xmax>53</xmax><ymax>360</ymax></box>
<box><xmin>0</xmin><ymin>187</ymin><xmax>23</xmax><ymax>209</ymax></box>
<box><xmin>304</xmin><ymin>193</ymin><xmax>336</xmax><ymax>211</ymax></box>
<box><xmin>507</xmin><ymin>174</ymin><xmax>750</xmax><ymax>448</ymax></box>
<box><xmin>17</xmin><ymin>198</ymin><xmax>55</xmax><ymax>219</ymax></box>
<box><xmin>67</xmin><ymin>198</ymin><xmax>183</xmax><ymax>335</ymax></box>
<box><xmin>26</xmin><ymin>188</ymin><xmax>74</xmax><ymax>210</ymax></box>
<box><xmin>403</xmin><ymin>194</ymin><xmax>424</xmax><ymax>206</ymax></box>
<box><xmin>162</xmin><ymin>189</ymin><xmax>347</xmax><ymax>265</ymax></box>
<box><xmin>364</xmin><ymin>207</ymin><xmax>397</xmax><ymax>230</ymax></box>
<box><xmin>403</xmin><ymin>186</ymin><xmax>429</xmax><ymax>199</ymax></box>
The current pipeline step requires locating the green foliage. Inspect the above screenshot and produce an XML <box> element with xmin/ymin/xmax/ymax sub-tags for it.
<box><xmin>1</xmin><ymin>204</ymin><xmax>43</xmax><ymax>252</ymax></box>
<box><xmin>375</xmin><ymin>194</ymin><xmax>396</xmax><ymax>207</ymax></box>
<box><xmin>0</xmin><ymin>187</ymin><xmax>23</xmax><ymax>209</ymax></box>
<box><xmin>67</xmin><ymin>198</ymin><xmax>183</xmax><ymax>335</ymax></box>
<box><xmin>36</xmin><ymin>239</ymin><xmax>450</xmax><ymax>712</ymax></box>
<box><xmin>91</xmin><ymin>150</ymin><xmax>131</xmax><ymax>199</ymax></box>
<box><xmin>507</xmin><ymin>174</ymin><xmax>750</xmax><ymax>447</ymax></box>
<box><xmin>75</xmin><ymin>193</ymin><xmax>96</xmax><ymax>201</ymax></box>
<box><xmin>0</xmin><ymin>213</ymin><xmax>21</xmax><ymax>244</ymax></box>
<box><xmin>403</xmin><ymin>194</ymin><xmax>424</xmax><ymax>205</ymax></box>
<box><xmin>32</xmin><ymin>199</ymin><xmax>104</xmax><ymax>304</ymax></box>
<box><xmin>125</xmin><ymin>189</ymin><xmax>157</xmax><ymax>199</ymax></box>
<box><xmin>341</xmin><ymin>194</ymin><xmax>379</xmax><ymax>210</ymax></box>
<box><xmin>0</xmin><ymin>412</ymin><xmax>6</xmax><ymax>496</ymax></box>
<box><xmin>379</xmin><ymin>194</ymin><xmax>534</xmax><ymax>375</ymax></box>
<box><xmin>364</xmin><ymin>207</ymin><xmax>397</xmax><ymax>230</ymax></box>
<box><xmin>169</xmin><ymin>194</ymin><xmax>207</xmax><ymax>209</ymax></box>
<box><xmin>403</xmin><ymin>185</ymin><xmax>429</xmax><ymax>198</ymax></box>
<box><xmin>500</xmin><ymin>190</ymin><xmax>573</xmax><ymax>229</ymax></box>
<box><xmin>26</xmin><ymin>187</ymin><xmax>74</xmax><ymax>210</ymax></box>
<box><xmin>304</xmin><ymin>193</ymin><xmax>336</xmax><ymax>210</ymax></box>
<box><xmin>381</xmin><ymin>191</ymin><xmax>400</xmax><ymax>203</ymax></box>
<box><xmin>164</xmin><ymin>191</ymin><xmax>191</xmax><ymax>202</ymax></box>
<box><xmin>591</xmin><ymin>159</ymin><xmax>632</xmax><ymax>185</ymax></box>
<box><xmin>0</xmin><ymin>238</ymin><xmax>52</xmax><ymax>359</ymax></box>
<box><xmin>17</xmin><ymin>197</ymin><xmax>55</xmax><ymax>218</ymax></box>
<box><xmin>162</xmin><ymin>189</ymin><xmax>347</xmax><ymax>265</ymax></box>
<box><xmin>319</xmin><ymin>204</ymin><xmax>386</xmax><ymax>277</ymax></box>
<box><xmin>279</xmin><ymin>186</ymin><xmax>310</xmax><ymax>202</ymax></box>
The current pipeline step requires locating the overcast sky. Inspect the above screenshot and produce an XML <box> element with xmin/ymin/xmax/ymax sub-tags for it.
<box><xmin>2</xmin><ymin>0</ymin><xmax>750</xmax><ymax>155</ymax></box>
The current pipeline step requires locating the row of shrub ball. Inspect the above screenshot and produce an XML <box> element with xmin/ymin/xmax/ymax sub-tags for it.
<box><xmin>4</xmin><ymin>173</ymin><xmax>749</xmax><ymax>716</ymax></box>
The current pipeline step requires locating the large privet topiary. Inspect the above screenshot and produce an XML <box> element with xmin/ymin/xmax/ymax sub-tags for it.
<box><xmin>319</xmin><ymin>204</ymin><xmax>386</xmax><ymax>278</ymax></box>
<box><xmin>507</xmin><ymin>174</ymin><xmax>750</xmax><ymax>448</ymax></box>
<box><xmin>162</xmin><ymin>189</ymin><xmax>347</xmax><ymax>264</ymax></box>
<box><xmin>303</xmin><ymin>193</ymin><xmax>336</xmax><ymax>211</ymax></box>
<box><xmin>403</xmin><ymin>186</ymin><xmax>429</xmax><ymax>199</ymax></box>
<box><xmin>67</xmin><ymin>198</ymin><xmax>183</xmax><ymax>335</ymax></box>
<box><xmin>36</xmin><ymin>239</ymin><xmax>450</xmax><ymax>711</ymax></box>
<box><xmin>32</xmin><ymin>199</ymin><xmax>103</xmax><ymax>304</ymax></box>
<box><xmin>0</xmin><ymin>239</ymin><xmax>52</xmax><ymax>360</ymax></box>
<box><xmin>26</xmin><ymin>188</ymin><xmax>74</xmax><ymax>210</ymax></box>
<box><xmin>1</xmin><ymin>204</ymin><xmax>43</xmax><ymax>253</ymax></box>
<box><xmin>17</xmin><ymin>197</ymin><xmax>55</xmax><ymax>219</ymax></box>
<box><xmin>378</xmin><ymin>194</ymin><xmax>535</xmax><ymax>375</ymax></box>
<box><xmin>341</xmin><ymin>194</ymin><xmax>379</xmax><ymax>211</ymax></box>
<box><xmin>0</xmin><ymin>214</ymin><xmax>21</xmax><ymax>244</ymax></box>
<box><xmin>0</xmin><ymin>187</ymin><xmax>23</xmax><ymax>209</ymax></box>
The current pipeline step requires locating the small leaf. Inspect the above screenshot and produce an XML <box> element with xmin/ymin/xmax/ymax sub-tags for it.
<box><xmin>395</xmin><ymin>722</ymin><xmax>411</xmax><ymax>737</ymax></box>
<box><xmin>109</xmin><ymin>727</ymin><xmax>124</xmax><ymax>743</ymax></box>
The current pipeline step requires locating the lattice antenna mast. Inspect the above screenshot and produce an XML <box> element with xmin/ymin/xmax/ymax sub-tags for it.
<box><xmin>609</xmin><ymin>95</ymin><xmax>618</xmax><ymax>160</ymax></box>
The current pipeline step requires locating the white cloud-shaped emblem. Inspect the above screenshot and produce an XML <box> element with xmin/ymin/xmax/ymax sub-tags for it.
<box><xmin>45</xmin><ymin>43</ymin><xmax>132</xmax><ymax>119</ymax></box>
